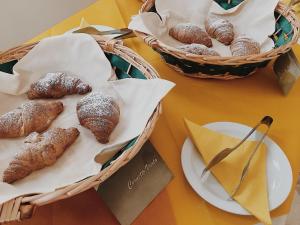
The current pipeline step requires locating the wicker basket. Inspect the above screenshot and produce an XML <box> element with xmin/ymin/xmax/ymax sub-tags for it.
<box><xmin>0</xmin><ymin>35</ymin><xmax>161</xmax><ymax>222</ymax></box>
<box><xmin>137</xmin><ymin>0</ymin><xmax>300</xmax><ymax>80</ymax></box>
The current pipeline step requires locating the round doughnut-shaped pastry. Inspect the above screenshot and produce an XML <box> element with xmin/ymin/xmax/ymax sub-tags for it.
<box><xmin>169</xmin><ymin>23</ymin><xmax>212</xmax><ymax>47</ymax></box>
<box><xmin>205</xmin><ymin>15</ymin><xmax>234</xmax><ymax>45</ymax></box>
<box><xmin>230</xmin><ymin>36</ymin><xmax>260</xmax><ymax>56</ymax></box>
<box><xmin>178</xmin><ymin>44</ymin><xmax>220</xmax><ymax>56</ymax></box>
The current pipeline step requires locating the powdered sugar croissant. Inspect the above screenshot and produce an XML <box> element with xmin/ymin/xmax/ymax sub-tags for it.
<box><xmin>3</xmin><ymin>127</ymin><xmax>79</xmax><ymax>183</ymax></box>
<box><xmin>169</xmin><ymin>23</ymin><xmax>212</xmax><ymax>47</ymax></box>
<box><xmin>230</xmin><ymin>36</ymin><xmax>260</xmax><ymax>56</ymax></box>
<box><xmin>27</xmin><ymin>72</ymin><xmax>92</xmax><ymax>99</ymax></box>
<box><xmin>77</xmin><ymin>92</ymin><xmax>120</xmax><ymax>144</ymax></box>
<box><xmin>0</xmin><ymin>101</ymin><xmax>63</xmax><ymax>138</ymax></box>
<box><xmin>205</xmin><ymin>15</ymin><xmax>234</xmax><ymax>45</ymax></box>
<box><xmin>178</xmin><ymin>44</ymin><xmax>220</xmax><ymax>56</ymax></box>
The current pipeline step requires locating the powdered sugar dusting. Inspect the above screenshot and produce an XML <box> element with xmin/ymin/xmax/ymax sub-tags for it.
<box><xmin>27</xmin><ymin>72</ymin><xmax>92</xmax><ymax>99</ymax></box>
<box><xmin>77</xmin><ymin>91</ymin><xmax>120</xmax><ymax>143</ymax></box>
<box><xmin>77</xmin><ymin>92</ymin><xmax>119</xmax><ymax>119</ymax></box>
<box><xmin>172</xmin><ymin>23</ymin><xmax>201</xmax><ymax>35</ymax></box>
<box><xmin>230</xmin><ymin>36</ymin><xmax>260</xmax><ymax>56</ymax></box>
<box><xmin>39</xmin><ymin>127</ymin><xmax>79</xmax><ymax>150</ymax></box>
<box><xmin>178</xmin><ymin>44</ymin><xmax>220</xmax><ymax>56</ymax></box>
<box><xmin>3</xmin><ymin>127</ymin><xmax>79</xmax><ymax>183</ymax></box>
<box><xmin>34</xmin><ymin>72</ymin><xmax>64</xmax><ymax>93</ymax></box>
<box><xmin>0</xmin><ymin>101</ymin><xmax>63</xmax><ymax>138</ymax></box>
<box><xmin>205</xmin><ymin>16</ymin><xmax>234</xmax><ymax>45</ymax></box>
<box><xmin>169</xmin><ymin>23</ymin><xmax>212</xmax><ymax>47</ymax></box>
<box><xmin>0</xmin><ymin>109</ymin><xmax>22</xmax><ymax>137</ymax></box>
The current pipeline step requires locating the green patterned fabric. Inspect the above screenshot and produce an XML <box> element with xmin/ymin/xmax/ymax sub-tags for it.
<box><xmin>0</xmin><ymin>60</ymin><xmax>18</xmax><ymax>74</ymax></box>
<box><xmin>0</xmin><ymin>54</ymin><xmax>143</xmax><ymax>168</ymax></box>
<box><xmin>105</xmin><ymin>53</ymin><xmax>146</xmax><ymax>79</ymax></box>
<box><xmin>273</xmin><ymin>12</ymin><xmax>293</xmax><ymax>48</ymax></box>
<box><xmin>157</xmin><ymin>50</ymin><xmax>270</xmax><ymax>77</ymax></box>
<box><xmin>102</xmin><ymin>137</ymin><xmax>138</xmax><ymax>169</ymax></box>
<box><xmin>214</xmin><ymin>0</ymin><xmax>244</xmax><ymax>10</ymax></box>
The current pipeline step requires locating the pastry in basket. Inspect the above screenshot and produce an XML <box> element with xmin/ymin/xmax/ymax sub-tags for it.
<box><xmin>230</xmin><ymin>36</ymin><xmax>261</xmax><ymax>56</ymax></box>
<box><xmin>178</xmin><ymin>44</ymin><xmax>220</xmax><ymax>56</ymax></box>
<box><xmin>77</xmin><ymin>92</ymin><xmax>120</xmax><ymax>144</ymax></box>
<box><xmin>169</xmin><ymin>23</ymin><xmax>212</xmax><ymax>47</ymax></box>
<box><xmin>2</xmin><ymin>127</ymin><xmax>79</xmax><ymax>183</ymax></box>
<box><xmin>0</xmin><ymin>101</ymin><xmax>63</xmax><ymax>138</ymax></box>
<box><xmin>205</xmin><ymin>15</ymin><xmax>234</xmax><ymax>45</ymax></box>
<box><xmin>27</xmin><ymin>72</ymin><xmax>92</xmax><ymax>99</ymax></box>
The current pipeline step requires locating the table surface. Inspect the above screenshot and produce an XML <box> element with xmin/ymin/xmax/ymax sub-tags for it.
<box><xmin>8</xmin><ymin>0</ymin><xmax>300</xmax><ymax>224</ymax></box>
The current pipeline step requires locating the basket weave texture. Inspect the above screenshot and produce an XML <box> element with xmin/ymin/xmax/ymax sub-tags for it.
<box><xmin>137</xmin><ymin>0</ymin><xmax>300</xmax><ymax>79</ymax></box>
<box><xmin>0</xmin><ymin>35</ymin><xmax>161</xmax><ymax>222</ymax></box>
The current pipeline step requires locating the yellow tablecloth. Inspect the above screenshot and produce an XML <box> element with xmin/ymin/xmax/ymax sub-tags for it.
<box><xmin>28</xmin><ymin>0</ymin><xmax>300</xmax><ymax>224</ymax></box>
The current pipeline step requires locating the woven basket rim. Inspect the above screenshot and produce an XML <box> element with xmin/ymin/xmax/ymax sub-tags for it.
<box><xmin>137</xmin><ymin>0</ymin><xmax>300</xmax><ymax>66</ymax></box>
<box><xmin>0</xmin><ymin>35</ymin><xmax>162</xmax><ymax>222</ymax></box>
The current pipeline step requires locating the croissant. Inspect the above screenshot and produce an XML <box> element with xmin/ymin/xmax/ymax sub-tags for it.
<box><xmin>178</xmin><ymin>44</ymin><xmax>220</xmax><ymax>56</ymax></box>
<box><xmin>27</xmin><ymin>72</ymin><xmax>92</xmax><ymax>99</ymax></box>
<box><xmin>3</xmin><ymin>127</ymin><xmax>79</xmax><ymax>183</ymax></box>
<box><xmin>0</xmin><ymin>101</ymin><xmax>63</xmax><ymax>138</ymax></box>
<box><xmin>77</xmin><ymin>92</ymin><xmax>120</xmax><ymax>144</ymax></box>
<box><xmin>230</xmin><ymin>36</ymin><xmax>260</xmax><ymax>56</ymax></box>
<box><xmin>169</xmin><ymin>23</ymin><xmax>212</xmax><ymax>47</ymax></box>
<box><xmin>205</xmin><ymin>15</ymin><xmax>234</xmax><ymax>45</ymax></box>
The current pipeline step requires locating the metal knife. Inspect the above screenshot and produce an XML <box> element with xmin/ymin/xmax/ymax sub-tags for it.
<box><xmin>73</xmin><ymin>27</ymin><xmax>136</xmax><ymax>40</ymax></box>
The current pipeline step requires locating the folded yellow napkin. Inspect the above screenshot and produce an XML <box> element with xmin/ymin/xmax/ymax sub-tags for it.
<box><xmin>184</xmin><ymin>119</ymin><xmax>271</xmax><ymax>225</ymax></box>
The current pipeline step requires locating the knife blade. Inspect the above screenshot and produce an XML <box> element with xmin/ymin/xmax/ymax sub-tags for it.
<box><xmin>73</xmin><ymin>27</ymin><xmax>135</xmax><ymax>39</ymax></box>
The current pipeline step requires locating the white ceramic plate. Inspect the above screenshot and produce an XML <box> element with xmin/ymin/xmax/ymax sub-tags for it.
<box><xmin>181</xmin><ymin>122</ymin><xmax>293</xmax><ymax>215</ymax></box>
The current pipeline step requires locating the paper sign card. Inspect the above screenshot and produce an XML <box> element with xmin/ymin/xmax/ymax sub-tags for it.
<box><xmin>97</xmin><ymin>141</ymin><xmax>173</xmax><ymax>225</ymax></box>
<box><xmin>273</xmin><ymin>49</ymin><xmax>300</xmax><ymax>95</ymax></box>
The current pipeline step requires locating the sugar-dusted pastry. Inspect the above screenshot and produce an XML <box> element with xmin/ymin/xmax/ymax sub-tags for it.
<box><xmin>178</xmin><ymin>44</ymin><xmax>220</xmax><ymax>56</ymax></box>
<box><xmin>2</xmin><ymin>127</ymin><xmax>79</xmax><ymax>183</ymax></box>
<box><xmin>230</xmin><ymin>36</ymin><xmax>260</xmax><ymax>56</ymax></box>
<box><xmin>0</xmin><ymin>101</ymin><xmax>63</xmax><ymax>138</ymax></box>
<box><xmin>27</xmin><ymin>72</ymin><xmax>92</xmax><ymax>99</ymax></box>
<box><xmin>205</xmin><ymin>15</ymin><xmax>234</xmax><ymax>45</ymax></box>
<box><xmin>169</xmin><ymin>23</ymin><xmax>212</xmax><ymax>47</ymax></box>
<box><xmin>77</xmin><ymin>92</ymin><xmax>120</xmax><ymax>144</ymax></box>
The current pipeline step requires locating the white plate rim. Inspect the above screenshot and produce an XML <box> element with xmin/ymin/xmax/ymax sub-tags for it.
<box><xmin>181</xmin><ymin>121</ymin><xmax>293</xmax><ymax>215</ymax></box>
